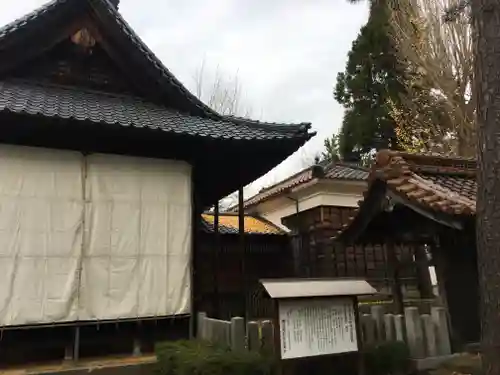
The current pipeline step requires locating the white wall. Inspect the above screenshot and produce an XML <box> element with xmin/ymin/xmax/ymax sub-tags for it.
<box><xmin>249</xmin><ymin>180</ymin><xmax>366</xmax><ymax>230</ymax></box>
<box><xmin>0</xmin><ymin>145</ymin><xmax>192</xmax><ymax>327</ymax></box>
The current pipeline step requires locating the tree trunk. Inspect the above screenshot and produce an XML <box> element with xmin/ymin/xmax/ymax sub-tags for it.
<box><xmin>472</xmin><ymin>1</ymin><xmax>500</xmax><ymax>373</ymax></box>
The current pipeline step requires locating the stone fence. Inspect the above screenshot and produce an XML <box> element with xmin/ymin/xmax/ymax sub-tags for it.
<box><xmin>196</xmin><ymin>312</ymin><xmax>274</xmax><ymax>353</ymax></box>
<box><xmin>361</xmin><ymin>305</ymin><xmax>451</xmax><ymax>358</ymax></box>
<box><xmin>198</xmin><ymin>305</ymin><xmax>452</xmax><ymax>360</ymax></box>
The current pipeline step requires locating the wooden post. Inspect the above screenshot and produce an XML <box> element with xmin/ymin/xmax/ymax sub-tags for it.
<box><xmin>213</xmin><ymin>201</ymin><xmax>220</xmax><ymax>317</ymax></box>
<box><xmin>273</xmin><ymin>299</ymin><xmax>283</xmax><ymax>375</ymax></box>
<box><xmin>353</xmin><ymin>297</ymin><xmax>365</xmax><ymax>375</ymax></box>
<box><xmin>133</xmin><ymin>321</ymin><xmax>142</xmax><ymax>357</ymax></box>
<box><xmin>386</xmin><ymin>242</ymin><xmax>404</xmax><ymax>314</ymax></box>
<box><xmin>73</xmin><ymin>326</ymin><xmax>80</xmax><ymax>362</ymax></box>
<box><xmin>189</xmin><ymin>185</ymin><xmax>200</xmax><ymax>339</ymax></box>
<box><xmin>414</xmin><ymin>244</ymin><xmax>434</xmax><ymax>299</ymax></box>
<box><xmin>238</xmin><ymin>187</ymin><xmax>247</xmax><ymax>319</ymax></box>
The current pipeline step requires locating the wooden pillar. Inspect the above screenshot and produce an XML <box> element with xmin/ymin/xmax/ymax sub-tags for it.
<box><xmin>238</xmin><ymin>187</ymin><xmax>247</xmax><ymax>319</ymax></box>
<box><xmin>213</xmin><ymin>202</ymin><xmax>220</xmax><ymax>317</ymax></box>
<box><xmin>73</xmin><ymin>326</ymin><xmax>80</xmax><ymax>362</ymax></box>
<box><xmin>386</xmin><ymin>242</ymin><xmax>404</xmax><ymax>314</ymax></box>
<box><xmin>189</xmin><ymin>179</ymin><xmax>200</xmax><ymax>339</ymax></box>
<box><xmin>133</xmin><ymin>321</ymin><xmax>142</xmax><ymax>356</ymax></box>
<box><xmin>414</xmin><ymin>244</ymin><xmax>434</xmax><ymax>299</ymax></box>
<box><xmin>436</xmin><ymin>231</ymin><xmax>479</xmax><ymax>347</ymax></box>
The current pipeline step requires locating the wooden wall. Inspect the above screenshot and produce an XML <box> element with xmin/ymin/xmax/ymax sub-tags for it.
<box><xmin>194</xmin><ymin>232</ymin><xmax>292</xmax><ymax>320</ymax></box>
<box><xmin>283</xmin><ymin>206</ymin><xmax>422</xmax><ymax>294</ymax></box>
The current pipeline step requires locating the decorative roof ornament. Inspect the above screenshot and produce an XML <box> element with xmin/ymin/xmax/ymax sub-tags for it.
<box><xmin>70</xmin><ymin>28</ymin><xmax>96</xmax><ymax>48</ymax></box>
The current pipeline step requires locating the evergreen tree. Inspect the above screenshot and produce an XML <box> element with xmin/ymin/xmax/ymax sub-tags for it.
<box><xmin>333</xmin><ymin>0</ymin><xmax>406</xmax><ymax>160</ymax></box>
<box><xmin>321</xmin><ymin>134</ymin><xmax>341</xmax><ymax>163</ymax></box>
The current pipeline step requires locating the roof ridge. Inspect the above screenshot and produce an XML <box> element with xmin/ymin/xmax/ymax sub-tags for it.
<box><xmin>0</xmin><ymin>0</ymin><xmax>65</xmax><ymax>38</ymax></box>
<box><xmin>258</xmin><ymin>166</ymin><xmax>314</xmax><ymax>194</ymax></box>
<box><xmin>377</xmin><ymin>149</ymin><xmax>477</xmax><ymax>167</ymax></box>
<box><xmin>224</xmin><ymin>115</ymin><xmax>312</xmax><ymax>133</ymax></box>
<box><xmin>326</xmin><ymin>160</ymin><xmax>370</xmax><ymax>172</ymax></box>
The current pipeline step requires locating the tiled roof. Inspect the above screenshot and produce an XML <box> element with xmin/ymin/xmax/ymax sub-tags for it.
<box><xmin>0</xmin><ymin>80</ymin><xmax>310</xmax><ymax>141</ymax></box>
<box><xmin>334</xmin><ymin>150</ymin><xmax>477</xmax><ymax>239</ymax></box>
<box><xmin>0</xmin><ymin>0</ymin><xmax>314</xmax><ymax>139</ymax></box>
<box><xmin>232</xmin><ymin>162</ymin><xmax>369</xmax><ymax>210</ymax></box>
<box><xmin>201</xmin><ymin>213</ymin><xmax>285</xmax><ymax>235</ymax></box>
<box><xmin>324</xmin><ymin>163</ymin><xmax>369</xmax><ymax>181</ymax></box>
<box><xmin>372</xmin><ymin>150</ymin><xmax>476</xmax><ymax>215</ymax></box>
<box><xmin>333</xmin><ymin>150</ymin><xmax>477</xmax><ymax>241</ymax></box>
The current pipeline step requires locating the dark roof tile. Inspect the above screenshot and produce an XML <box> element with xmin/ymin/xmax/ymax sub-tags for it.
<box><xmin>230</xmin><ymin>161</ymin><xmax>368</xmax><ymax>210</ymax></box>
<box><xmin>324</xmin><ymin>163</ymin><xmax>369</xmax><ymax>181</ymax></box>
<box><xmin>371</xmin><ymin>150</ymin><xmax>476</xmax><ymax>215</ymax></box>
<box><xmin>0</xmin><ymin>80</ymin><xmax>309</xmax><ymax>141</ymax></box>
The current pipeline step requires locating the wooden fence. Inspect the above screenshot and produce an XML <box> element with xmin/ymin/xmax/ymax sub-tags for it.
<box><xmin>198</xmin><ymin>305</ymin><xmax>452</xmax><ymax>359</ymax></box>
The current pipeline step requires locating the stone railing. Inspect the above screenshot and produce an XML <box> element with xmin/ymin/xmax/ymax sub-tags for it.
<box><xmin>361</xmin><ymin>305</ymin><xmax>451</xmax><ymax>358</ymax></box>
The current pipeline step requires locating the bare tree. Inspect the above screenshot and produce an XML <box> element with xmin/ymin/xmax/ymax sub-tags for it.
<box><xmin>193</xmin><ymin>60</ymin><xmax>254</xmax><ymax>210</ymax></box>
<box><xmin>193</xmin><ymin>59</ymin><xmax>252</xmax><ymax>117</ymax></box>
<box><xmin>387</xmin><ymin>0</ymin><xmax>475</xmax><ymax>157</ymax></box>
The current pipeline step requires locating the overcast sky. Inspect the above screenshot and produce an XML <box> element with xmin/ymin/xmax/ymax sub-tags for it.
<box><xmin>1</xmin><ymin>0</ymin><xmax>369</xmax><ymax>197</ymax></box>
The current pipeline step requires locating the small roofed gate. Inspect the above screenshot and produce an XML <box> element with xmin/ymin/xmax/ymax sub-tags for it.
<box><xmin>283</xmin><ymin>206</ymin><xmax>423</xmax><ymax>296</ymax></box>
<box><xmin>335</xmin><ymin>150</ymin><xmax>478</xmax><ymax>346</ymax></box>
<box><xmin>195</xmin><ymin>213</ymin><xmax>293</xmax><ymax>320</ymax></box>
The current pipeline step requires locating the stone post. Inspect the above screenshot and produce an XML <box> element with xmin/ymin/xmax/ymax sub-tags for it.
<box><xmin>431</xmin><ymin>307</ymin><xmax>451</xmax><ymax>355</ymax></box>
<box><xmin>384</xmin><ymin>313</ymin><xmax>395</xmax><ymax>341</ymax></box>
<box><xmin>421</xmin><ymin>314</ymin><xmax>437</xmax><ymax>357</ymax></box>
<box><xmin>405</xmin><ymin>307</ymin><xmax>425</xmax><ymax>358</ymax></box>
<box><xmin>394</xmin><ymin>314</ymin><xmax>405</xmax><ymax>342</ymax></box>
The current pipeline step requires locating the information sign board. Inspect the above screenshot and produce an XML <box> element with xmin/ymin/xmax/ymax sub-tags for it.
<box><xmin>278</xmin><ymin>297</ymin><xmax>358</xmax><ymax>359</ymax></box>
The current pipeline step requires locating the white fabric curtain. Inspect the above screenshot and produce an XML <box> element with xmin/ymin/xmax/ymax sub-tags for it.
<box><xmin>79</xmin><ymin>154</ymin><xmax>191</xmax><ymax>320</ymax></box>
<box><xmin>0</xmin><ymin>146</ymin><xmax>191</xmax><ymax>327</ymax></box>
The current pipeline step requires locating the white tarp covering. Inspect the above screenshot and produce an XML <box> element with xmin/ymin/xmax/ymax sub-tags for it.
<box><xmin>0</xmin><ymin>146</ymin><xmax>192</xmax><ymax>327</ymax></box>
<box><xmin>80</xmin><ymin>154</ymin><xmax>191</xmax><ymax>320</ymax></box>
<box><xmin>0</xmin><ymin>145</ymin><xmax>84</xmax><ymax>326</ymax></box>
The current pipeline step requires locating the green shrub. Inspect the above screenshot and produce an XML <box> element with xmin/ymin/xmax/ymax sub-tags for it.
<box><xmin>155</xmin><ymin>340</ymin><xmax>275</xmax><ymax>375</ymax></box>
<box><xmin>364</xmin><ymin>340</ymin><xmax>411</xmax><ymax>375</ymax></box>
